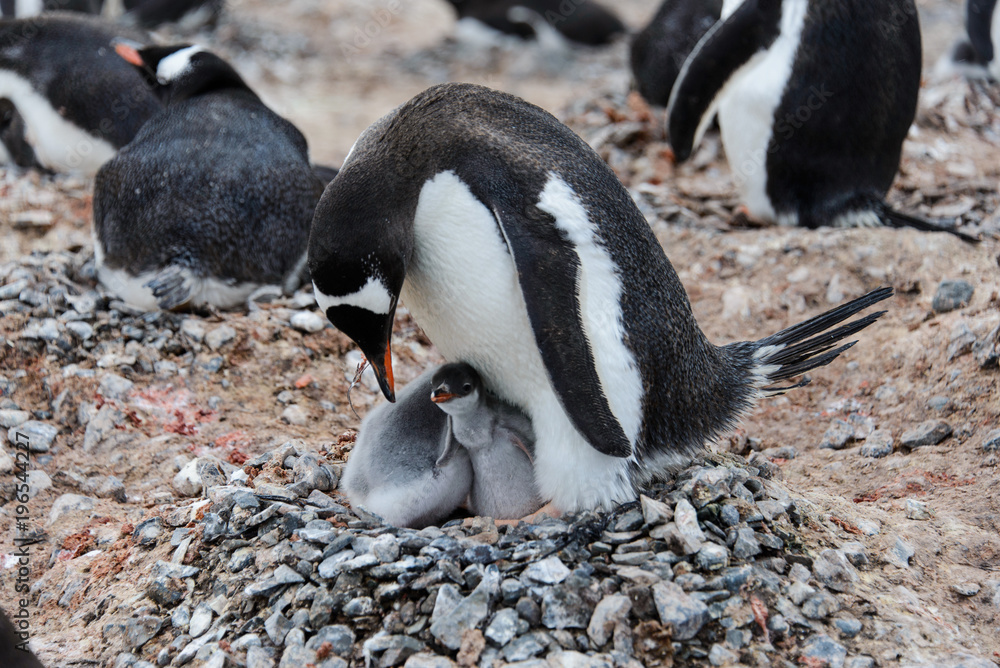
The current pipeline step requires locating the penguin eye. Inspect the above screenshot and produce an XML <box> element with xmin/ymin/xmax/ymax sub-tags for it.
<box><xmin>463</xmin><ymin>384</ymin><xmax>472</xmax><ymax>393</ymax></box>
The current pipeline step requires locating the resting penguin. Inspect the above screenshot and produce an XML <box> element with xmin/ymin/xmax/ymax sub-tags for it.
<box><xmin>630</xmin><ymin>0</ymin><xmax>722</xmax><ymax>106</ymax></box>
<box><xmin>0</xmin><ymin>15</ymin><xmax>160</xmax><ymax>174</ymax></box>
<box><xmin>431</xmin><ymin>363</ymin><xmax>543</xmax><ymax>520</ymax></box>
<box><xmin>667</xmin><ymin>0</ymin><xmax>978</xmax><ymax>242</ymax></box>
<box><xmin>442</xmin><ymin>0</ymin><xmax>625</xmax><ymax>46</ymax></box>
<box><xmin>93</xmin><ymin>42</ymin><xmax>324</xmax><ymax>311</ymax></box>
<box><xmin>308</xmin><ymin>82</ymin><xmax>893</xmax><ymax>514</ymax></box>
<box><xmin>341</xmin><ymin>366</ymin><xmax>474</xmax><ymax>529</ymax></box>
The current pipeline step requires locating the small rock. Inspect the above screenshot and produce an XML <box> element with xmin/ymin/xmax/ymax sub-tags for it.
<box><xmin>180</xmin><ymin>319</ymin><xmax>206</xmax><ymax>343</ymax></box>
<box><xmin>640</xmin><ymin>494</ymin><xmax>672</xmax><ymax>525</ymax></box>
<box><xmin>133</xmin><ymin>518</ymin><xmax>164</xmax><ymax>547</ymax></box>
<box><xmin>587</xmin><ymin>594</ymin><xmax>631</xmax><ymax>647</ymax></box>
<box><xmin>189</xmin><ymin>603</ymin><xmax>214</xmax><ymax>638</ymax></box>
<box><xmin>484</xmin><ymin>608</ymin><xmax>519</xmax><ymax>647</ymax></box>
<box><xmin>905</xmin><ymin>498</ymin><xmax>933</xmax><ymax>520</ymax></box>
<box><xmin>7</xmin><ymin>421</ymin><xmax>57</xmax><ymax>452</ymax></box>
<box><xmin>820</xmin><ymin>419</ymin><xmax>855</xmax><ymax>450</ymax></box>
<box><xmin>981</xmin><ymin>429</ymin><xmax>1000</xmax><ymax>452</ymax></box>
<box><xmin>98</xmin><ymin>373</ymin><xmax>134</xmax><ymax>400</ymax></box>
<box><xmin>860</xmin><ymin>430</ymin><xmax>894</xmax><ymax>458</ymax></box>
<box><xmin>205</xmin><ymin>325</ymin><xmax>237</xmax><ymax>351</ymax></box>
<box><xmin>524</xmin><ymin>556</ymin><xmax>571</xmax><ymax>585</ymax></box>
<box><xmin>799</xmin><ymin>634</ymin><xmax>847</xmax><ymax>668</ymax></box>
<box><xmin>802</xmin><ymin>592</ymin><xmax>841</xmax><ymax>619</ymax></box>
<box><xmin>47</xmin><ymin>493</ymin><xmax>96</xmax><ymax>526</ymax></box>
<box><xmin>695</xmin><ymin>543</ymin><xmax>729</xmax><ymax>571</ymax></box>
<box><xmin>887</xmin><ymin>536</ymin><xmax>915</xmax><ymax>568</ymax></box>
<box><xmin>429</xmin><ymin>567</ymin><xmax>498</xmax><ymax>650</ymax></box>
<box><xmin>265</xmin><ymin>612</ymin><xmax>293</xmax><ymax>646</ymax></box>
<box><xmin>21</xmin><ymin>318</ymin><xmax>60</xmax><ymax>341</ymax></box>
<box><xmin>973</xmin><ymin>323</ymin><xmax>999</xmax><ymax>368</ymax></box>
<box><xmin>0</xmin><ymin>410</ymin><xmax>30</xmax><ymax>429</ymax></box>
<box><xmin>833</xmin><ymin>616</ymin><xmax>862</xmax><ymax>638</ymax></box>
<box><xmin>951</xmin><ymin>582</ymin><xmax>980</xmax><ymax>597</ymax></box>
<box><xmin>281</xmin><ymin>405</ymin><xmax>309</xmax><ymax>426</ymax></box>
<box><xmin>813</xmin><ymin>550</ymin><xmax>858</xmax><ymax>593</ymax></box>
<box><xmin>652</xmin><ymin>581</ymin><xmax>708</xmax><ymax>641</ymax></box>
<box><xmin>709</xmin><ymin>644</ymin><xmax>739</xmax><ymax>667</ymax></box>
<box><xmin>65</xmin><ymin>321</ymin><xmax>94</xmax><ymax>340</ymax></box>
<box><xmin>947</xmin><ymin>322</ymin><xmax>977</xmax><ymax>361</ymax></box>
<box><xmin>290</xmin><ymin>311</ymin><xmax>326</xmax><ymax>334</ymax></box>
<box><xmin>932</xmin><ymin>280</ymin><xmax>974</xmax><ymax>313</ymax></box>
<box><xmin>731</xmin><ymin>528</ymin><xmax>760</xmax><ymax>560</ymax></box>
<box><xmin>900</xmin><ymin>420</ymin><xmax>952</xmax><ymax>448</ymax></box>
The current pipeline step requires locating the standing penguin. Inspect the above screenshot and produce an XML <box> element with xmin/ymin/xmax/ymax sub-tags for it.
<box><xmin>667</xmin><ymin>0</ymin><xmax>977</xmax><ymax>241</ymax></box>
<box><xmin>953</xmin><ymin>0</ymin><xmax>999</xmax><ymax>79</ymax></box>
<box><xmin>630</xmin><ymin>0</ymin><xmax>722</xmax><ymax>106</ymax></box>
<box><xmin>93</xmin><ymin>43</ymin><xmax>324</xmax><ymax>311</ymax></box>
<box><xmin>0</xmin><ymin>15</ymin><xmax>160</xmax><ymax>174</ymax></box>
<box><xmin>308</xmin><ymin>82</ymin><xmax>892</xmax><ymax>514</ymax></box>
<box><xmin>431</xmin><ymin>363</ymin><xmax>543</xmax><ymax>520</ymax></box>
<box><xmin>442</xmin><ymin>0</ymin><xmax>625</xmax><ymax>46</ymax></box>
<box><xmin>341</xmin><ymin>367</ymin><xmax>474</xmax><ymax>529</ymax></box>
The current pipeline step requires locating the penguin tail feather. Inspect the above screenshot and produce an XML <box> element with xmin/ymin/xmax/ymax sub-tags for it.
<box><xmin>752</xmin><ymin>287</ymin><xmax>894</xmax><ymax>395</ymax></box>
<box><xmin>878</xmin><ymin>203</ymin><xmax>981</xmax><ymax>243</ymax></box>
<box><xmin>145</xmin><ymin>266</ymin><xmax>191</xmax><ymax>311</ymax></box>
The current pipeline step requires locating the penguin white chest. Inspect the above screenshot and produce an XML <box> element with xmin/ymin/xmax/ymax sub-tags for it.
<box><xmin>715</xmin><ymin>0</ymin><xmax>807</xmax><ymax>222</ymax></box>
<box><xmin>400</xmin><ymin>171</ymin><xmax>641</xmax><ymax>512</ymax></box>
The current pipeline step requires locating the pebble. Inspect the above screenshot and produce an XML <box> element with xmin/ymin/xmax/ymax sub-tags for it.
<box><xmin>887</xmin><ymin>537</ymin><xmax>915</xmax><ymax>568</ymax></box>
<box><xmin>820</xmin><ymin>419</ymin><xmax>855</xmax><ymax>450</ymax></box>
<box><xmin>652</xmin><ymin>581</ymin><xmax>708</xmax><ymax>641</ymax></box>
<box><xmin>290</xmin><ymin>311</ymin><xmax>326</xmax><ymax>333</ymax></box>
<box><xmin>524</xmin><ymin>556</ymin><xmax>571</xmax><ymax>585</ymax></box>
<box><xmin>99</xmin><ymin>373</ymin><xmax>134</xmax><ymax>400</ymax></box>
<box><xmin>860</xmin><ymin>430</ymin><xmax>894</xmax><ymax>458</ymax></box>
<box><xmin>800</xmin><ymin>634</ymin><xmax>847</xmax><ymax>668</ymax></box>
<box><xmin>932</xmin><ymin>280</ymin><xmax>974</xmax><ymax>313</ymax></box>
<box><xmin>951</xmin><ymin>582</ymin><xmax>980</xmax><ymax>597</ymax></box>
<box><xmin>981</xmin><ymin>429</ymin><xmax>1000</xmax><ymax>452</ymax></box>
<box><xmin>65</xmin><ymin>321</ymin><xmax>94</xmax><ymax>340</ymax></box>
<box><xmin>205</xmin><ymin>325</ymin><xmax>237</xmax><ymax>350</ymax></box>
<box><xmin>281</xmin><ymin>405</ymin><xmax>309</xmax><ymax>426</ymax></box>
<box><xmin>973</xmin><ymin>323</ymin><xmax>999</xmax><ymax>368</ymax></box>
<box><xmin>900</xmin><ymin>420</ymin><xmax>952</xmax><ymax>448</ymax></box>
<box><xmin>6</xmin><ymin>421</ymin><xmax>57</xmax><ymax>452</ymax></box>
<box><xmin>905</xmin><ymin>499</ymin><xmax>933</xmax><ymax>521</ymax></box>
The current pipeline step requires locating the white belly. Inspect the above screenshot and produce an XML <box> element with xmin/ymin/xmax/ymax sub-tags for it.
<box><xmin>401</xmin><ymin>171</ymin><xmax>637</xmax><ymax>511</ymax></box>
<box><xmin>716</xmin><ymin>0</ymin><xmax>808</xmax><ymax>223</ymax></box>
<box><xmin>0</xmin><ymin>69</ymin><xmax>116</xmax><ymax>175</ymax></box>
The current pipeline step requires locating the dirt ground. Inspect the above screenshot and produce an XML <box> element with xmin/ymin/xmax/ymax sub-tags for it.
<box><xmin>1</xmin><ymin>0</ymin><xmax>999</xmax><ymax>665</ymax></box>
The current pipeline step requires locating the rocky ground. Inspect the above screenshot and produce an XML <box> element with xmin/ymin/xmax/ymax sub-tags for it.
<box><xmin>1</xmin><ymin>1</ymin><xmax>999</xmax><ymax>667</ymax></box>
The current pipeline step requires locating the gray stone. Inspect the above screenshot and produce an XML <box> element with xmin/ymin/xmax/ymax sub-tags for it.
<box><xmin>47</xmin><ymin>493</ymin><xmax>96</xmax><ymax>526</ymax></box>
<box><xmin>887</xmin><ymin>536</ymin><xmax>915</xmax><ymax>568</ymax></box>
<box><xmin>732</xmin><ymin>528</ymin><xmax>761</xmax><ymax>560</ymax></box>
<box><xmin>846</xmin><ymin>659</ymin><xmax>875</xmax><ymax>668</ymax></box>
<box><xmin>673</xmin><ymin>499</ymin><xmax>706</xmax><ymax>552</ymax></box>
<box><xmin>695</xmin><ymin>543</ymin><xmax>729</xmax><ymax>571</ymax></box>
<box><xmin>21</xmin><ymin>318</ymin><xmax>60</xmax><ymax>341</ymax></box>
<box><xmin>485</xmin><ymin>608</ymin><xmax>519</xmax><ymax>646</ymax></box>
<box><xmin>860</xmin><ymin>429</ymin><xmax>894</xmax><ymax>458</ymax></box>
<box><xmin>281</xmin><ymin>405</ymin><xmax>308</xmax><ymax>426</ymax></box>
<box><xmin>981</xmin><ymin>429</ymin><xmax>1000</xmax><ymax>452</ymax></box>
<box><xmin>0</xmin><ymin>410</ymin><xmax>30</xmax><ymax>429</ymax></box>
<box><xmin>820</xmin><ymin>419</ymin><xmax>855</xmax><ymax>450</ymax></box>
<box><xmin>719</xmin><ymin>505</ymin><xmax>740</xmax><ymax>527</ymax></box>
<box><xmin>402</xmin><ymin>655</ymin><xmax>457</xmax><ymax>668</ymax></box>
<box><xmin>343</xmin><ymin>596</ymin><xmax>376</xmax><ymax>616</ymax></box>
<box><xmin>951</xmin><ymin>582</ymin><xmax>980</xmax><ymax>597</ymax></box>
<box><xmin>973</xmin><ymin>323</ymin><xmax>1000</xmax><ymax>368</ymax></box>
<box><xmin>709</xmin><ymin>644</ymin><xmax>739</xmax><ymax>667</ymax></box>
<box><xmin>246</xmin><ymin>645</ymin><xmax>276</xmax><ymax>668</ymax></box>
<box><xmin>189</xmin><ymin>603</ymin><xmax>214</xmax><ymax>638</ymax></box>
<box><xmin>7</xmin><ymin>421</ymin><xmax>57</xmax><ymax>452</ymax></box>
<box><xmin>278</xmin><ymin>645</ymin><xmax>318</xmax><ymax>668</ymax></box>
<box><xmin>586</xmin><ymin>594</ymin><xmax>630</xmax><ymax>648</ymax></box>
<box><xmin>429</xmin><ymin>566</ymin><xmax>499</xmax><ymax>650</ymax></box>
<box><xmin>932</xmin><ymin>280</ymin><xmax>974</xmax><ymax>313</ymax></box>
<box><xmin>83</xmin><ymin>405</ymin><xmax>128</xmax><ymax>453</ymax></box>
<box><xmin>305</xmin><ymin>625</ymin><xmax>355</xmax><ymax>656</ymax></box>
<box><xmin>802</xmin><ymin>592</ymin><xmax>841</xmax><ymax>619</ymax></box>
<box><xmin>524</xmin><ymin>556</ymin><xmax>571</xmax><ymax>585</ymax></box>
<box><xmin>640</xmin><ymin>494</ymin><xmax>672</xmax><ymax>525</ymax></box>
<box><xmin>502</xmin><ymin>632</ymin><xmax>548</xmax><ymax>662</ymax></box>
<box><xmin>290</xmin><ymin>311</ymin><xmax>326</xmax><ymax>333</ymax></box>
<box><xmin>125</xmin><ymin>616</ymin><xmax>164</xmax><ymax>649</ymax></box>
<box><xmin>205</xmin><ymin>325</ymin><xmax>237</xmax><ymax>350</ymax></box>
<box><xmin>900</xmin><ymin>420</ymin><xmax>952</xmax><ymax>448</ymax></box>
<box><xmin>99</xmin><ymin>373</ymin><xmax>134</xmax><ymax>400</ymax></box>
<box><xmin>813</xmin><ymin>550</ymin><xmax>858</xmax><ymax>592</ymax></box>
<box><xmin>132</xmin><ymin>518</ymin><xmax>164</xmax><ymax>547</ymax></box>
<box><xmin>372</xmin><ymin>534</ymin><xmax>400</xmax><ymax>563</ymax></box>
<box><xmin>171</xmin><ymin>605</ymin><xmax>191</xmax><ymax>630</ymax></box>
<box><xmin>264</xmin><ymin>611</ymin><xmax>293</xmax><ymax>646</ymax></box>
<box><xmin>229</xmin><ymin>548</ymin><xmax>256</xmax><ymax>573</ymax></box>
<box><xmin>363</xmin><ymin>635</ymin><xmax>425</xmax><ymax>667</ymax></box>
<box><xmin>180</xmin><ymin>319</ymin><xmax>206</xmax><ymax>343</ymax></box>
<box><xmin>948</xmin><ymin>322</ymin><xmax>977</xmax><ymax>361</ymax></box>
<box><xmin>840</xmin><ymin>542</ymin><xmax>869</xmax><ymax>570</ymax></box>
<box><xmin>905</xmin><ymin>498</ymin><xmax>933</xmax><ymax>520</ymax></box>
<box><xmin>833</xmin><ymin>616</ymin><xmax>862</xmax><ymax>638</ymax></box>
<box><xmin>541</xmin><ymin>584</ymin><xmax>592</xmax><ymax>630</ymax></box>
<box><xmin>652</xmin><ymin>581</ymin><xmax>708</xmax><ymax>641</ymax></box>
<box><xmin>800</xmin><ymin>635</ymin><xmax>848</xmax><ymax>668</ymax></box>
<box><xmin>786</xmin><ymin>581</ymin><xmax>815</xmax><ymax>606</ymax></box>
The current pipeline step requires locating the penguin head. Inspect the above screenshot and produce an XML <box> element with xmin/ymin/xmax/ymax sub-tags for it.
<box><xmin>308</xmin><ymin>154</ymin><xmax>412</xmax><ymax>404</ymax></box>
<box><xmin>112</xmin><ymin>40</ymin><xmax>250</xmax><ymax>105</ymax></box>
<box><xmin>430</xmin><ymin>363</ymin><xmax>483</xmax><ymax>416</ymax></box>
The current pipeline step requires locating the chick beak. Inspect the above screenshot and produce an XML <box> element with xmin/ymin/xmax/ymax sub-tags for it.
<box><xmin>430</xmin><ymin>388</ymin><xmax>456</xmax><ymax>404</ymax></box>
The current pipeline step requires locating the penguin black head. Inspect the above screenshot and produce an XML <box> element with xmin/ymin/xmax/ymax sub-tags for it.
<box><xmin>112</xmin><ymin>41</ymin><xmax>250</xmax><ymax>105</ymax></box>
<box><xmin>308</xmin><ymin>150</ymin><xmax>413</xmax><ymax>404</ymax></box>
<box><xmin>430</xmin><ymin>362</ymin><xmax>483</xmax><ymax>413</ymax></box>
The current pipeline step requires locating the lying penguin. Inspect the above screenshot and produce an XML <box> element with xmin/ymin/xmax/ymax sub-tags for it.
<box><xmin>0</xmin><ymin>15</ymin><xmax>160</xmax><ymax>174</ymax></box>
<box><xmin>431</xmin><ymin>363</ymin><xmax>543</xmax><ymax>520</ymax></box>
<box><xmin>93</xmin><ymin>42</ymin><xmax>325</xmax><ymax>311</ymax></box>
<box><xmin>442</xmin><ymin>0</ymin><xmax>625</xmax><ymax>46</ymax></box>
<box><xmin>340</xmin><ymin>366</ymin><xmax>474</xmax><ymax>529</ymax></box>
<box><xmin>667</xmin><ymin>0</ymin><xmax>978</xmax><ymax>241</ymax></box>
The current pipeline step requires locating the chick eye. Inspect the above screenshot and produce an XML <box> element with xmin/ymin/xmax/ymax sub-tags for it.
<box><xmin>463</xmin><ymin>384</ymin><xmax>472</xmax><ymax>392</ymax></box>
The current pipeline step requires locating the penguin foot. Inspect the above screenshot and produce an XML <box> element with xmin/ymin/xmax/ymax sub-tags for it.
<box><xmin>247</xmin><ymin>285</ymin><xmax>283</xmax><ymax>311</ymax></box>
<box><xmin>493</xmin><ymin>502</ymin><xmax>562</xmax><ymax>526</ymax></box>
<box><xmin>145</xmin><ymin>266</ymin><xmax>191</xmax><ymax>311</ymax></box>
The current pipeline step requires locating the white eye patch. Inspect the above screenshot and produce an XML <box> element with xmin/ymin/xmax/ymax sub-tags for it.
<box><xmin>156</xmin><ymin>45</ymin><xmax>205</xmax><ymax>84</ymax></box>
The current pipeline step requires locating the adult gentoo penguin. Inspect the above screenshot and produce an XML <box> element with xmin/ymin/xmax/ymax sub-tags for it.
<box><xmin>308</xmin><ymin>82</ymin><xmax>893</xmax><ymax>513</ymax></box>
<box><xmin>630</xmin><ymin>0</ymin><xmax>722</xmax><ymax>106</ymax></box>
<box><xmin>431</xmin><ymin>363</ymin><xmax>543</xmax><ymax>520</ymax></box>
<box><xmin>341</xmin><ymin>367</ymin><xmax>474</xmax><ymax>529</ymax></box>
<box><xmin>954</xmin><ymin>0</ymin><xmax>999</xmax><ymax>79</ymax></box>
<box><xmin>0</xmin><ymin>15</ymin><xmax>159</xmax><ymax>174</ymax></box>
<box><xmin>667</xmin><ymin>0</ymin><xmax>977</xmax><ymax>241</ymax></box>
<box><xmin>93</xmin><ymin>42</ymin><xmax>324</xmax><ymax>311</ymax></box>
<box><xmin>443</xmin><ymin>0</ymin><xmax>625</xmax><ymax>46</ymax></box>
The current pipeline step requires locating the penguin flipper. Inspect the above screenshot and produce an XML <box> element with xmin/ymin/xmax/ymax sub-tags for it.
<box><xmin>492</xmin><ymin>205</ymin><xmax>633</xmax><ymax>459</ymax></box>
<box><xmin>144</xmin><ymin>266</ymin><xmax>191</xmax><ymax>311</ymax></box>
<box><xmin>667</xmin><ymin>0</ymin><xmax>783</xmax><ymax>161</ymax></box>
<box><xmin>880</xmin><ymin>205</ymin><xmax>982</xmax><ymax>244</ymax></box>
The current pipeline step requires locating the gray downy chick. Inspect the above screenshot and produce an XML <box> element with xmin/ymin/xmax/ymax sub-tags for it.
<box><xmin>431</xmin><ymin>362</ymin><xmax>543</xmax><ymax>520</ymax></box>
<box><xmin>341</xmin><ymin>366</ymin><xmax>473</xmax><ymax>529</ymax></box>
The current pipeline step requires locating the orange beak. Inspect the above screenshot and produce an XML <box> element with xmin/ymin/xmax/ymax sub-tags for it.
<box><xmin>430</xmin><ymin>391</ymin><xmax>456</xmax><ymax>404</ymax></box>
<box><xmin>382</xmin><ymin>346</ymin><xmax>395</xmax><ymax>398</ymax></box>
<box><xmin>114</xmin><ymin>42</ymin><xmax>145</xmax><ymax>67</ymax></box>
